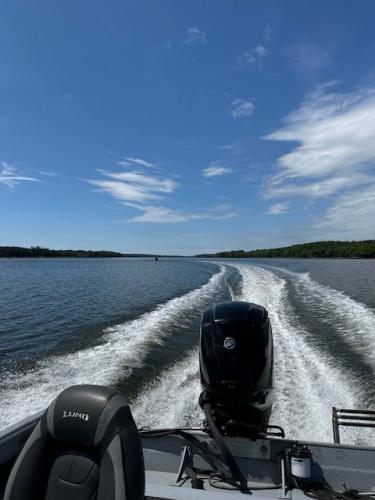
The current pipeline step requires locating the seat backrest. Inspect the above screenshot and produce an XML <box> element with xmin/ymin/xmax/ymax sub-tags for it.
<box><xmin>4</xmin><ymin>385</ymin><xmax>145</xmax><ymax>500</ymax></box>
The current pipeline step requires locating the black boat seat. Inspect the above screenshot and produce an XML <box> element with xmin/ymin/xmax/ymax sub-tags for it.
<box><xmin>4</xmin><ymin>385</ymin><xmax>145</xmax><ymax>500</ymax></box>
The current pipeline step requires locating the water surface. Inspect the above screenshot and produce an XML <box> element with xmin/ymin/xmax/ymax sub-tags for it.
<box><xmin>1</xmin><ymin>257</ymin><xmax>375</xmax><ymax>445</ymax></box>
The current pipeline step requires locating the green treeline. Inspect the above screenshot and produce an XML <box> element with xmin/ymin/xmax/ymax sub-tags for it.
<box><xmin>196</xmin><ymin>240</ymin><xmax>375</xmax><ymax>259</ymax></box>
<box><xmin>0</xmin><ymin>246</ymin><xmax>124</xmax><ymax>258</ymax></box>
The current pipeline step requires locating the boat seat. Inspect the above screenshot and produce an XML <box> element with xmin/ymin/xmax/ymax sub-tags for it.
<box><xmin>4</xmin><ymin>384</ymin><xmax>145</xmax><ymax>500</ymax></box>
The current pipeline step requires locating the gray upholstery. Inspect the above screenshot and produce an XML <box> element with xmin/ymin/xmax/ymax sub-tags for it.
<box><xmin>45</xmin><ymin>453</ymin><xmax>99</xmax><ymax>500</ymax></box>
<box><xmin>4</xmin><ymin>385</ymin><xmax>145</xmax><ymax>500</ymax></box>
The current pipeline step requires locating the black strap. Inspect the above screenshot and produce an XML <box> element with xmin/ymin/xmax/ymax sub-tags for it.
<box><xmin>199</xmin><ymin>393</ymin><xmax>247</xmax><ymax>490</ymax></box>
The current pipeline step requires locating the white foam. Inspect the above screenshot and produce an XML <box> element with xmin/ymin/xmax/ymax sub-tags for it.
<box><xmin>0</xmin><ymin>266</ymin><xmax>225</xmax><ymax>431</ymax></box>
<box><xmin>133</xmin><ymin>349</ymin><xmax>203</xmax><ymax>428</ymax></box>
<box><xmin>105</xmin><ymin>261</ymin><xmax>372</xmax><ymax>443</ymax></box>
<box><xmin>130</xmin><ymin>262</ymin><xmax>357</xmax><ymax>441</ymax></box>
<box><xmin>280</xmin><ymin>268</ymin><xmax>375</xmax><ymax>365</ymax></box>
<box><xmin>225</xmin><ymin>263</ymin><xmax>363</xmax><ymax>443</ymax></box>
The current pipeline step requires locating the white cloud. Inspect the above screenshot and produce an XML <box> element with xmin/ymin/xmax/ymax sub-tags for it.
<box><xmin>264</xmin><ymin>83</ymin><xmax>375</xmax><ymax>239</ymax></box>
<box><xmin>237</xmin><ymin>24</ymin><xmax>272</xmax><ymax>69</ymax></box>
<box><xmin>126</xmin><ymin>203</ymin><xmax>237</xmax><ymax>224</ymax></box>
<box><xmin>315</xmin><ymin>186</ymin><xmax>375</xmax><ymax>238</ymax></box>
<box><xmin>88</xmin><ymin>168</ymin><xmax>236</xmax><ymax>224</ymax></box>
<box><xmin>101</xmin><ymin>171</ymin><xmax>176</xmax><ymax>193</ymax></box>
<box><xmin>264</xmin><ymin>174</ymin><xmax>370</xmax><ymax>199</ymax></box>
<box><xmin>116</xmin><ymin>160</ymin><xmax>131</xmax><ymax>167</ymax></box>
<box><xmin>126</xmin><ymin>205</ymin><xmax>190</xmax><ymax>223</ymax></box>
<box><xmin>185</xmin><ymin>27</ymin><xmax>207</xmax><ymax>45</ymax></box>
<box><xmin>202</xmin><ymin>166</ymin><xmax>234</xmax><ymax>178</ymax></box>
<box><xmin>36</xmin><ymin>170</ymin><xmax>61</xmax><ymax>178</ymax></box>
<box><xmin>87</xmin><ymin>170</ymin><xmax>177</xmax><ymax>204</ymax></box>
<box><xmin>238</xmin><ymin>45</ymin><xmax>269</xmax><ymax>68</ymax></box>
<box><xmin>0</xmin><ymin>162</ymin><xmax>39</xmax><ymax>188</ymax></box>
<box><xmin>123</xmin><ymin>157</ymin><xmax>156</xmax><ymax>168</ymax></box>
<box><xmin>265</xmin><ymin>85</ymin><xmax>375</xmax><ymax>193</ymax></box>
<box><xmin>266</xmin><ymin>202</ymin><xmax>289</xmax><ymax>215</ymax></box>
<box><xmin>229</xmin><ymin>98</ymin><xmax>255</xmax><ymax>119</ymax></box>
<box><xmin>218</xmin><ymin>143</ymin><xmax>241</xmax><ymax>153</ymax></box>
<box><xmin>88</xmin><ymin>179</ymin><xmax>160</xmax><ymax>203</ymax></box>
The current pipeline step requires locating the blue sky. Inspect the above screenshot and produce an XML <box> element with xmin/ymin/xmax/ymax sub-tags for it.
<box><xmin>1</xmin><ymin>0</ymin><xmax>375</xmax><ymax>254</ymax></box>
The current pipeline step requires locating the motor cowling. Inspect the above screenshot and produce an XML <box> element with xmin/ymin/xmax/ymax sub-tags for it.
<box><xmin>199</xmin><ymin>301</ymin><xmax>274</xmax><ymax>434</ymax></box>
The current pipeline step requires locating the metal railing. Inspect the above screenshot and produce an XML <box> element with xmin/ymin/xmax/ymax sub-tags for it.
<box><xmin>332</xmin><ymin>407</ymin><xmax>375</xmax><ymax>444</ymax></box>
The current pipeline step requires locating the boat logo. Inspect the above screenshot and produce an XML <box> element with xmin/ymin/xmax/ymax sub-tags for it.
<box><xmin>62</xmin><ymin>410</ymin><xmax>89</xmax><ymax>422</ymax></box>
<box><xmin>223</xmin><ymin>337</ymin><xmax>236</xmax><ymax>350</ymax></box>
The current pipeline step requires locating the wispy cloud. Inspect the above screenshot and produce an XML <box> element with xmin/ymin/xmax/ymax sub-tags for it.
<box><xmin>264</xmin><ymin>83</ymin><xmax>375</xmax><ymax>238</ymax></box>
<box><xmin>0</xmin><ymin>162</ymin><xmax>39</xmax><ymax>188</ymax></box>
<box><xmin>238</xmin><ymin>45</ymin><xmax>269</xmax><ymax>69</ymax></box>
<box><xmin>87</xmin><ymin>170</ymin><xmax>176</xmax><ymax>204</ymax></box>
<box><xmin>121</xmin><ymin>157</ymin><xmax>156</xmax><ymax>168</ymax></box>
<box><xmin>126</xmin><ymin>205</ymin><xmax>190</xmax><ymax>223</ymax></box>
<box><xmin>262</xmin><ymin>24</ymin><xmax>273</xmax><ymax>44</ymax></box>
<box><xmin>237</xmin><ymin>25</ymin><xmax>272</xmax><ymax>69</ymax></box>
<box><xmin>101</xmin><ymin>171</ymin><xmax>176</xmax><ymax>192</ymax></box>
<box><xmin>218</xmin><ymin>143</ymin><xmax>242</xmax><ymax>153</ymax></box>
<box><xmin>126</xmin><ymin>203</ymin><xmax>237</xmax><ymax>224</ymax></box>
<box><xmin>202</xmin><ymin>166</ymin><xmax>234</xmax><ymax>178</ymax></box>
<box><xmin>35</xmin><ymin>170</ymin><xmax>62</xmax><ymax>178</ymax></box>
<box><xmin>185</xmin><ymin>27</ymin><xmax>207</xmax><ymax>45</ymax></box>
<box><xmin>88</xmin><ymin>168</ymin><xmax>237</xmax><ymax>223</ymax></box>
<box><xmin>266</xmin><ymin>202</ymin><xmax>289</xmax><ymax>215</ymax></box>
<box><xmin>265</xmin><ymin>84</ymin><xmax>375</xmax><ymax>187</ymax></box>
<box><xmin>88</xmin><ymin>179</ymin><xmax>159</xmax><ymax>203</ymax></box>
<box><xmin>265</xmin><ymin>174</ymin><xmax>369</xmax><ymax>199</ymax></box>
<box><xmin>229</xmin><ymin>98</ymin><xmax>255</xmax><ymax>119</ymax></box>
<box><xmin>315</xmin><ymin>186</ymin><xmax>375</xmax><ymax>238</ymax></box>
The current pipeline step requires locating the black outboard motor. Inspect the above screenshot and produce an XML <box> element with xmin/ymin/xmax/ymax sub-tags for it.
<box><xmin>199</xmin><ymin>301</ymin><xmax>274</xmax><ymax>436</ymax></box>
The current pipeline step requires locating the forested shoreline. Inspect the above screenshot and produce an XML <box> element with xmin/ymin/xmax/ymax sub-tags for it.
<box><xmin>195</xmin><ymin>240</ymin><xmax>375</xmax><ymax>259</ymax></box>
<box><xmin>2</xmin><ymin>240</ymin><xmax>375</xmax><ymax>259</ymax></box>
<box><xmin>0</xmin><ymin>246</ymin><xmax>124</xmax><ymax>258</ymax></box>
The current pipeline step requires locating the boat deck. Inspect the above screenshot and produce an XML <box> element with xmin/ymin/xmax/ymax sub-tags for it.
<box><xmin>1</xmin><ymin>415</ymin><xmax>375</xmax><ymax>499</ymax></box>
<box><xmin>141</xmin><ymin>430</ymin><xmax>375</xmax><ymax>499</ymax></box>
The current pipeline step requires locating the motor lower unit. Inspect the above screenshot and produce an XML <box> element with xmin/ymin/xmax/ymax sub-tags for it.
<box><xmin>199</xmin><ymin>301</ymin><xmax>274</xmax><ymax>436</ymax></box>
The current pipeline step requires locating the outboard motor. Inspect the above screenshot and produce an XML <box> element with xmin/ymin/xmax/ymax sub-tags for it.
<box><xmin>199</xmin><ymin>301</ymin><xmax>274</xmax><ymax>436</ymax></box>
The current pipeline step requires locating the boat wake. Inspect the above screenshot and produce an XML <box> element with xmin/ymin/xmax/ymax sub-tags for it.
<box><xmin>134</xmin><ymin>262</ymin><xmax>375</xmax><ymax>444</ymax></box>
<box><xmin>0</xmin><ymin>266</ymin><xmax>225</xmax><ymax>430</ymax></box>
<box><xmin>2</xmin><ymin>261</ymin><xmax>375</xmax><ymax>446</ymax></box>
<box><xmin>133</xmin><ymin>349</ymin><xmax>201</xmax><ymax>428</ymax></box>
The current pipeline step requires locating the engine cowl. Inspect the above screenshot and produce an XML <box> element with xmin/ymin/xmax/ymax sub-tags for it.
<box><xmin>199</xmin><ymin>301</ymin><xmax>274</xmax><ymax>431</ymax></box>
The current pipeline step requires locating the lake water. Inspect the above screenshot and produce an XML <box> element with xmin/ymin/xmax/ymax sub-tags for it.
<box><xmin>1</xmin><ymin>257</ymin><xmax>375</xmax><ymax>444</ymax></box>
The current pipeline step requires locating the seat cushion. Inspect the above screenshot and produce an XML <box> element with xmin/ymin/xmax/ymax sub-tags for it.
<box><xmin>45</xmin><ymin>452</ymin><xmax>99</xmax><ymax>500</ymax></box>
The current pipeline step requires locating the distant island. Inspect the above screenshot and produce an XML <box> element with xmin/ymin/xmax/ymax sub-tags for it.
<box><xmin>0</xmin><ymin>246</ymin><xmax>164</xmax><ymax>258</ymax></box>
<box><xmin>195</xmin><ymin>240</ymin><xmax>375</xmax><ymax>259</ymax></box>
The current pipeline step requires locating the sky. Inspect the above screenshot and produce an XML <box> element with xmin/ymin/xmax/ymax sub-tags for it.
<box><xmin>1</xmin><ymin>0</ymin><xmax>375</xmax><ymax>255</ymax></box>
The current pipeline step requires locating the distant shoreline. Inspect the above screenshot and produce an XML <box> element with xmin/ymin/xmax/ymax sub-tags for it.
<box><xmin>197</xmin><ymin>256</ymin><xmax>373</xmax><ymax>259</ymax></box>
<box><xmin>2</xmin><ymin>240</ymin><xmax>375</xmax><ymax>259</ymax></box>
<box><xmin>0</xmin><ymin>246</ymin><xmax>178</xmax><ymax>259</ymax></box>
<box><xmin>195</xmin><ymin>240</ymin><xmax>375</xmax><ymax>259</ymax></box>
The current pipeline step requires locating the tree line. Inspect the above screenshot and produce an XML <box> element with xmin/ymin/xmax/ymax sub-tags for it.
<box><xmin>0</xmin><ymin>246</ymin><xmax>124</xmax><ymax>258</ymax></box>
<box><xmin>195</xmin><ymin>240</ymin><xmax>375</xmax><ymax>259</ymax></box>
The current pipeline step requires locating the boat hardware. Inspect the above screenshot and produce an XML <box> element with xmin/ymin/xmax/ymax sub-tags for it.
<box><xmin>332</xmin><ymin>408</ymin><xmax>375</xmax><ymax>444</ymax></box>
<box><xmin>173</xmin><ymin>444</ymin><xmax>203</xmax><ymax>489</ymax></box>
